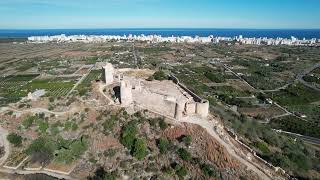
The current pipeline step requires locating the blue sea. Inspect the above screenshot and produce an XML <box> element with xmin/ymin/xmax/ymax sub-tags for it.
<box><xmin>0</xmin><ymin>28</ymin><xmax>320</xmax><ymax>39</ymax></box>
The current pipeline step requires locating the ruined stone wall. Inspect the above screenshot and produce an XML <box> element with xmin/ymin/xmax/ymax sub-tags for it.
<box><xmin>225</xmin><ymin>128</ymin><xmax>290</xmax><ymax>179</ymax></box>
<box><xmin>170</xmin><ymin>75</ymin><xmax>202</xmax><ymax>102</ymax></box>
<box><xmin>185</xmin><ymin>102</ymin><xmax>196</xmax><ymax>115</ymax></box>
<box><xmin>196</xmin><ymin>100</ymin><xmax>209</xmax><ymax>118</ymax></box>
<box><xmin>120</xmin><ymin>80</ymin><xmax>133</xmax><ymax>106</ymax></box>
<box><xmin>103</xmin><ymin>63</ymin><xmax>114</xmax><ymax>85</ymax></box>
<box><xmin>174</xmin><ymin>100</ymin><xmax>184</xmax><ymax>120</ymax></box>
<box><xmin>170</xmin><ymin>74</ymin><xmax>209</xmax><ymax>118</ymax></box>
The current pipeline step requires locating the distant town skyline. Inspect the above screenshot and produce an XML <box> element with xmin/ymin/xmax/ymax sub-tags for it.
<box><xmin>1</xmin><ymin>0</ymin><xmax>320</xmax><ymax>29</ymax></box>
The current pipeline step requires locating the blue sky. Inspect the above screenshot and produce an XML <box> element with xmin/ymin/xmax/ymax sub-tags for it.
<box><xmin>0</xmin><ymin>0</ymin><xmax>319</xmax><ymax>29</ymax></box>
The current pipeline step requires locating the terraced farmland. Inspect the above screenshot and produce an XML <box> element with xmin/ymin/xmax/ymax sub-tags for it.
<box><xmin>81</xmin><ymin>70</ymin><xmax>102</xmax><ymax>85</ymax></box>
<box><xmin>26</xmin><ymin>78</ymin><xmax>77</xmax><ymax>97</ymax></box>
<box><xmin>0</xmin><ymin>74</ymin><xmax>79</xmax><ymax>106</ymax></box>
<box><xmin>0</xmin><ymin>74</ymin><xmax>39</xmax><ymax>106</ymax></box>
<box><xmin>76</xmin><ymin>70</ymin><xmax>102</xmax><ymax>96</ymax></box>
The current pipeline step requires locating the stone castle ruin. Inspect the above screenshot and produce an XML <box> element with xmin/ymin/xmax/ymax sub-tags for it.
<box><xmin>102</xmin><ymin>63</ymin><xmax>115</xmax><ymax>85</ymax></box>
<box><xmin>102</xmin><ymin>63</ymin><xmax>209</xmax><ymax>120</ymax></box>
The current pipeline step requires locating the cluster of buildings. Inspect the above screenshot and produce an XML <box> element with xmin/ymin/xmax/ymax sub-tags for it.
<box><xmin>235</xmin><ymin>35</ymin><xmax>318</xmax><ymax>46</ymax></box>
<box><xmin>28</xmin><ymin>34</ymin><xmax>319</xmax><ymax>46</ymax></box>
<box><xmin>28</xmin><ymin>34</ymin><xmax>213</xmax><ymax>43</ymax></box>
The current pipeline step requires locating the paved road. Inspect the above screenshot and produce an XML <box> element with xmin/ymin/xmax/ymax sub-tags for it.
<box><xmin>297</xmin><ymin>63</ymin><xmax>320</xmax><ymax>92</ymax></box>
<box><xmin>261</xmin><ymin>83</ymin><xmax>292</xmax><ymax>93</ymax></box>
<box><xmin>274</xmin><ymin>129</ymin><xmax>320</xmax><ymax>145</ymax></box>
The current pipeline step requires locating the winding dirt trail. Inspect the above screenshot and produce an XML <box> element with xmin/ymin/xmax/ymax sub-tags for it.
<box><xmin>180</xmin><ymin>116</ymin><xmax>275</xmax><ymax>180</ymax></box>
<box><xmin>0</xmin><ymin>126</ymin><xmax>9</xmax><ymax>166</ymax></box>
<box><xmin>0</xmin><ymin>168</ymin><xmax>75</xmax><ymax>180</ymax></box>
<box><xmin>0</xmin><ymin>106</ymin><xmax>78</xmax><ymax>116</ymax></box>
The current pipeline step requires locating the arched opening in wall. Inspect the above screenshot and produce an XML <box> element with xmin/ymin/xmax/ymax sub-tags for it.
<box><xmin>113</xmin><ymin>86</ymin><xmax>120</xmax><ymax>101</ymax></box>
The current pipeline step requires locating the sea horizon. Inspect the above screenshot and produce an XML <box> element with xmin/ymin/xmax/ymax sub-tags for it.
<box><xmin>1</xmin><ymin>28</ymin><xmax>320</xmax><ymax>39</ymax></box>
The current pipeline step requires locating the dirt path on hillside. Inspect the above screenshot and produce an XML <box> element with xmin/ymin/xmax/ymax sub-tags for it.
<box><xmin>0</xmin><ymin>106</ymin><xmax>79</xmax><ymax>117</ymax></box>
<box><xmin>0</xmin><ymin>126</ymin><xmax>10</xmax><ymax>166</ymax></box>
<box><xmin>180</xmin><ymin>116</ymin><xmax>276</xmax><ymax>180</ymax></box>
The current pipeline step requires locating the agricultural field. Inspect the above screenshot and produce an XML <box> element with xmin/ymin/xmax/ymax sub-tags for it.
<box><xmin>267</xmin><ymin>83</ymin><xmax>320</xmax><ymax>122</ymax></box>
<box><xmin>0</xmin><ymin>74</ymin><xmax>39</xmax><ymax>90</ymax></box>
<box><xmin>76</xmin><ymin>70</ymin><xmax>102</xmax><ymax>96</ymax></box>
<box><xmin>228</xmin><ymin>59</ymin><xmax>291</xmax><ymax>90</ymax></box>
<box><xmin>0</xmin><ymin>74</ymin><xmax>79</xmax><ymax>106</ymax></box>
<box><xmin>0</xmin><ymin>74</ymin><xmax>39</xmax><ymax>106</ymax></box>
<box><xmin>26</xmin><ymin>77</ymin><xmax>77</xmax><ymax>97</ymax></box>
<box><xmin>239</xmin><ymin>105</ymin><xmax>285</xmax><ymax>119</ymax></box>
<box><xmin>303</xmin><ymin>67</ymin><xmax>320</xmax><ymax>87</ymax></box>
<box><xmin>270</xmin><ymin>115</ymin><xmax>320</xmax><ymax>139</ymax></box>
<box><xmin>4</xmin><ymin>151</ymin><xmax>28</xmax><ymax>168</ymax></box>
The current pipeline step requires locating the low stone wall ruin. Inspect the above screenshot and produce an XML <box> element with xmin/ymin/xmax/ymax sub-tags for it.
<box><xmin>170</xmin><ymin>74</ymin><xmax>209</xmax><ymax>118</ymax></box>
<box><xmin>225</xmin><ymin>128</ymin><xmax>290</xmax><ymax>179</ymax></box>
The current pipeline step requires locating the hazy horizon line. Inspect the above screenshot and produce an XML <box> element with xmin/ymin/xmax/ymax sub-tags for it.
<box><xmin>1</xmin><ymin>27</ymin><xmax>320</xmax><ymax>31</ymax></box>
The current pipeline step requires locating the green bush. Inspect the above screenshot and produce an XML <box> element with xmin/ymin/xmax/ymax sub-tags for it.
<box><xmin>7</xmin><ymin>133</ymin><xmax>22</xmax><ymax>146</ymax></box>
<box><xmin>240</xmin><ymin>176</ymin><xmax>248</xmax><ymax>180</ymax></box>
<box><xmin>148</xmin><ymin>118</ymin><xmax>157</xmax><ymax>127</ymax></box>
<box><xmin>132</xmin><ymin>138</ymin><xmax>147</xmax><ymax>160</ymax></box>
<box><xmin>26</xmin><ymin>137</ymin><xmax>56</xmax><ymax>158</ymax></box>
<box><xmin>90</xmin><ymin>167</ymin><xmax>118</xmax><ymax>180</ymax></box>
<box><xmin>37</xmin><ymin>120</ymin><xmax>49</xmax><ymax>133</ymax></box>
<box><xmin>182</xmin><ymin>135</ymin><xmax>192</xmax><ymax>146</ymax></box>
<box><xmin>159</xmin><ymin>119</ymin><xmax>168</xmax><ymax>130</ymax></box>
<box><xmin>104</xmin><ymin>148</ymin><xmax>117</xmax><ymax>158</ymax></box>
<box><xmin>157</xmin><ymin>138</ymin><xmax>170</xmax><ymax>154</ymax></box>
<box><xmin>103</xmin><ymin>114</ymin><xmax>117</xmax><ymax>132</ymax></box>
<box><xmin>120</xmin><ymin>121</ymin><xmax>138</xmax><ymax>149</ymax></box>
<box><xmin>54</xmin><ymin>137</ymin><xmax>88</xmax><ymax>164</ymax></box>
<box><xmin>255</xmin><ymin>141</ymin><xmax>270</xmax><ymax>155</ymax></box>
<box><xmin>174</xmin><ymin>164</ymin><xmax>187</xmax><ymax>179</ymax></box>
<box><xmin>71</xmin><ymin>123</ymin><xmax>78</xmax><ymax>131</ymax></box>
<box><xmin>177</xmin><ymin>148</ymin><xmax>192</xmax><ymax>161</ymax></box>
<box><xmin>201</xmin><ymin>163</ymin><xmax>216</xmax><ymax>177</ymax></box>
<box><xmin>22</xmin><ymin>116</ymin><xmax>36</xmax><ymax>128</ymax></box>
<box><xmin>151</xmin><ymin>71</ymin><xmax>168</xmax><ymax>81</ymax></box>
<box><xmin>49</xmin><ymin>97</ymin><xmax>54</xmax><ymax>102</ymax></box>
<box><xmin>64</xmin><ymin>121</ymin><xmax>72</xmax><ymax>130</ymax></box>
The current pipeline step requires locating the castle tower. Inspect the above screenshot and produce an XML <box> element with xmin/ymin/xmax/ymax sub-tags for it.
<box><xmin>174</xmin><ymin>99</ymin><xmax>185</xmax><ymax>120</ymax></box>
<box><xmin>102</xmin><ymin>63</ymin><xmax>114</xmax><ymax>85</ymax></box>
<box><xmin>120</xmin><ymin>80</ymin><xmax>133</xmax><ymax>106</ymax></box>
<box><xmin>196</xmin><ymin>100</ymin><xmax>209</xmax><ymax>118</ymax></box>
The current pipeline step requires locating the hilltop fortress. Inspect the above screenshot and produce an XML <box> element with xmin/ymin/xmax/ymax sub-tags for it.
<box><xmin>102</xmin><ymin>63</ymin><xmax>209</xmax><ymax>120</ymax></box>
